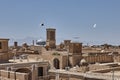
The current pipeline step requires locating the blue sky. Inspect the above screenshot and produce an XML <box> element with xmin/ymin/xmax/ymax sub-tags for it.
<box><xmin>0</xmin><ymin>0</ymin><xmax>120</xmax><ymax>45</ymax></box>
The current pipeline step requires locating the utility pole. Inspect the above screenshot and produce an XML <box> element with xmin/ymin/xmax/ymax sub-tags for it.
<box><xmin>112</xmin><ymin>67</ymin><xmax>114</xmax><ymax>80</ymax></box>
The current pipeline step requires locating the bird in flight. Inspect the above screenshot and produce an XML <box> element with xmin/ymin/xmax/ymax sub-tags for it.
<box><xmin>40</xmin><ymin>23</ymin><xmax>44</xmax><ymax>26</ymax></box>
<box><xmin>93</xmin><ymin>24</ymin><xmax>96</xmax><ymax>28</ymax></box>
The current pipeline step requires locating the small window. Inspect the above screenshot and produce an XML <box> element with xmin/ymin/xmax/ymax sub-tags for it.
<box><xmin>0</xmin><ymin>42</ymin><xmax>2</xmax><ymax>49</ymax></box>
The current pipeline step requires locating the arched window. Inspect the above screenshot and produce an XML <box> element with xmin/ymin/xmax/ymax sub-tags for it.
<box><xmin>53</xmin><ymin>58</ymin><xmax>60</xmax><ymax>69</ymax></box>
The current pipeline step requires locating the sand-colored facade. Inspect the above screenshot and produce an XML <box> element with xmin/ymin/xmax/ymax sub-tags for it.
<box><xmin>0</xmin><ymin>38</ymin><xmax>9</xmax><ymax>53</ymax></box>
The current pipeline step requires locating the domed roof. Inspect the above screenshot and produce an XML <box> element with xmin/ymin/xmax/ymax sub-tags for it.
<box><xmin>80</xmin><ymin>59</ymin><xmax>88</xmax><ymax>66</ymax></box>
<box><xmin>80</xmin><ymin>59</ymin><xmax>87</xmax><ymax>63</ymax></box>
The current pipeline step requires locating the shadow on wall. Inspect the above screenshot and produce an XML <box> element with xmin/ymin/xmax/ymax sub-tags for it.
<box><xmin>15</xmin><ymin>68</ymin><xmax>32</xmax><ymax>80</ymax></box>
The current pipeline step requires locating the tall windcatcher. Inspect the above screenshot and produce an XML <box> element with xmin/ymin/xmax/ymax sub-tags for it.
<box><xmin>46</xmin><ymin>28</ymin><xmax>56</xmax><ymax>49</ymax></box>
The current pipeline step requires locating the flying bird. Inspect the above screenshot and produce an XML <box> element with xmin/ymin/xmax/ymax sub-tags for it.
<box><xmin>93</xmin><ymin>24</ymin><xmax>96</xmax><ymax>28</ymax></box>
<box><xmin>40</xmin><ymin>23</ymin><xmax>44</xmax><ymax>26</ymax></box>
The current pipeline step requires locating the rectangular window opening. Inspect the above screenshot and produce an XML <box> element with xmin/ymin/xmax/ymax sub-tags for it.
<box><xmin>0</xmin><ymin>42</ymin><xmax>2</xmax><ymax>49</ymax></box>
<box><xmin>38</xmin><ymin>67</ymin><xmax>43</xmax><ymax>76</ymax></box>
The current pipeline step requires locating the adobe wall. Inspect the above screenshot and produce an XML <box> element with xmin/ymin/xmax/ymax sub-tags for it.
<box><xmin>91</xmin><ymin>67</ymin><xmax>120</xmax><ymax>73</ymax></box>
<box><xmin>61</xmin><ymin>56</ymin><xmax>67</xmax><ymax>69</ymax></box>
<box><xmin>0</xmin><ymin>61</ymin><xmax>49</xmax><ymax>80</ymax></box>
<box><xmin>41</xmin><ymin>54</ymin><xmax>68</xmax><ymax>69</ymax></box>
<box><xmin>0</xmin><ymin>40</ymin><xmax>9</xmax><ymax>53</ymax></box>
<box><xmin>0</xmin><ymin>52</ymin><xmax>15</xmax><ymax>62</ymax></box>
<box><xmin>83</xmin><ymin>55</ymin><xmax>113</xmax><ymax>63</ymax></box>
<box><xmin>113</xmin><ymin>55</ymin><xmax>120</xmax><ymax>62</ymax></box>
<box><xmin>69</xmin><ymin>55</ymin><xmax>82</xmax><ymax>67</ymax></box>
<box><xmin>0</xmin><ymin>70</ymin><xmax>29</xmax><ymax>80</ymax></box>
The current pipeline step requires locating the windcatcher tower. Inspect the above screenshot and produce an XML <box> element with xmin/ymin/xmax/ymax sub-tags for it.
<box><xmin>46</xmin><ymin>28</ymin><xmax>56</xmax><ymax>49</ymax></box>
<box><xmin>0</xmin><ymin>38</ymin><xmax>9</xmax><ymax>53</ymax></box>
<box><xmin>69</xmin><ymin>42</ymin><xmax>82</xmax><ymax>55</ymax></box>
<box><xmin>69</xmin><ymin>42</ymin><xmax>82</xmax><ymax>67</ymax></box>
